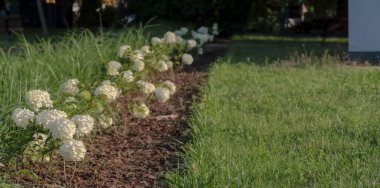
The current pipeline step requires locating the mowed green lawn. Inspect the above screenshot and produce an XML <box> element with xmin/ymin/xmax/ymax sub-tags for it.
<box><xmin>166</xmin><ymin>36</ymin><xmax>380</xmax><ymax>187</ymax></box>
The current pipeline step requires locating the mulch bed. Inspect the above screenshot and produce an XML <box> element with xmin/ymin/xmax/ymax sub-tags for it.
<box><xmin>11</xmin><ymin>41</ymin><xmax>229</xmax><ymax>187</ymax></box>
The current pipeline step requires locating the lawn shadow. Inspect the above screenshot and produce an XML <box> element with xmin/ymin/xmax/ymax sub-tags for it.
<box><xmin>226</xmin><ymin>35</ymin><xmax>348</xmax><ymax>65</ymax></box>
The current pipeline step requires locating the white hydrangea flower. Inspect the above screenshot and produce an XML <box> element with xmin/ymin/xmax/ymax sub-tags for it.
<box><xmin>174</xmin><ymin>27</ymin><xmax>189</xmax><ymax>36</ymax></box>
<box><xmin>118</xmin><ymin>45</ymin><xmax>132</xmax><ymax>58</ymax></box>
<box><xmin>132</xmin><ymin>60</ymin><xmax>145</xmax><ymax>72</ymax></box>
<box><xmin>130</xmin><ymin>50</ymin><xmax>145</xmax><ymax>62</ymax></box>
<box><xmin>154</xmin><ymin>60</ymin><xmax>168</xmax><ymax>72</ymax></box>
<box><xmin>98</xmin><ymin>114</ymin><xmax>114</xmax><ymax>129</ymax></box>
<box><xmin>182</xmin><ymin>53</ymin><xmax>194</xmax><ymax>65</ymax></box>
<box><xmin>94</xmin><ymin>82</ymin><xmax>121</xmax><ymax>102</ymax></box>
<box><xmin>30</xmin><ymin>133</ymin><xmax>48</xmax><ymax>149</ymax></box>
<box><xmin>12</xmin><ymin>108</ymin><xmax>35</xmax><ymax>128</ymax></box>
<box><xmin>48</xmin><ymin>118</ymin><xmax>76</xmax><ymax>140</ymax></box>
<box><xmin>198</xmin><ymin>48</ymin><xmax>204</xmax><ymax>55</ymax></box>
<box><xmin>107</xmin><ymin>61</ymin><xmax>122</xmax><ymax>76</ymax></box>
<box><xmin>140</xmin><ymin>45</ymin><xmax>152</xmax><ymax>55</ymax></box>
<box><xmin>137</xmin><ymin>80</ymin><xmax>155</xmax><ymax>95</ymax></box>
<box><xmin>64</xmin><ymin>96</ymin><xmax>77</xmax><ymax>103</ymax></box>
<box><xmin>166</xmin><ymin>61</ymin><xmax>174</xmax><ymax>69</ymax></box>
<box><xmin>25</xmin><ymin>90</ymin><xmax>53</xmax><ymax>112</ymax></box>
<box><xmin>36</xmin><ymin>109</ymin><xmax>68</xmax><ymax>129</ymax></box>
<box><xmin>176</xmin><ymin>36</ymin><xmax>185</xmax><ymax>45</ymax></box>
<box><xmin>163</xmin><ymin>31</ymin><xmax>177</xmax><ymax>44</ymax></box>
<box><xmin>102</xmin><ymin>80</ymin><xmax>112</xmax><ymax>85</ymax></box>
<box><xmin>162</xmin><ymin>55</ymin><xmax>170</xmax><ymax>61</ymax></box>
<box><xmin>153</xmin><ymin>87</ymin><xmax>170</xmax><ymax>103</ymax></box>
<box><xmin>60</xmin><ymin>79</ymin><xmax>80</xmax><ymax>96</ymax></box>
<box><xmin>59</xmin><ymin>139</ymin><xmax>86</xmax><ymax>161</ymax></box>
<box><xmin>209</xmin><ymin>35</ymin><xmax>215</xmax><ymax>42</ymax></box>
<box><xmin>151</xmin><ymin>37</ymin><xmax>163</xmax><ymax>46</ymax></box>
<box><xmin>122</xmin><ymin>70</ymin><xmax>134</xmax><ymax>83</ymax></box>
<box><xmin>133</xmin><ymin>104</ymin><xmax>150</xmax><ymax>119</ymax></box>
<box><xmin>187</xmin><ymin>40</ymin><xmax>197</xmax><ymax>49</ymax></box>
<box><xmin>163</xmin><ymin>80</ymin><xmax>176</xmax><ymax>95</ymax></box>
<box><xmin>72</xmin><ymin>115</ymin><xmax>95</xmax><ymax>137</ymax></box>
<box><xmin>197</xmin><ymin>26</ymin><xmax>209</xmax><ymax>34</ymax></box>
<box><xmin>212</xmin><ymin>23</ymin><xmax>219</xmax><ymax>35</ymax></box>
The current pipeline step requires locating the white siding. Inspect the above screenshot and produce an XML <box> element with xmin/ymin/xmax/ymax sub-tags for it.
<box><xmin>349</xmin><ymin>0</ymin><xmax>380</xmax><ymax>52</ymax></box>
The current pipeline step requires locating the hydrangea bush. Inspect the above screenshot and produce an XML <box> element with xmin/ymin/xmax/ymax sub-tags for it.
<box><xmin>9</xmin><ymin>24</ymin><xmax>219</xmax><ymax>165</ymax></box>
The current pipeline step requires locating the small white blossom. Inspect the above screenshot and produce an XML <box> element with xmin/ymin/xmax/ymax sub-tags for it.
<box><xmin>166</xmin><ymin>61</ymin><xmax>174</xmax><ymax>69</ymax></box>
<box><xmin>64</xmin><ymin>97</ymin><xmax>77</xmax><ymax>103</ymax></box>
<box><xmin>48</xmin><ymin>118</ymin><xmax>76</xmax><ymax>140</ymax></box>
<box><xmin>132</xmin><ymin>60</ymin><xmax>145</xmax><ymax>72</ymax></box>
<box><xmin>163</xmin><ymin>31</ymin><xmax>177</xmax><ymax>44</ymax></box>
<box><xmin>137</xmin><ymin>80</ymin><xmax>155</xmax><ymax>95</ymax></box>
<box><xmin>198</xmin><ymin>48</ymin><xmax>204</xmax><ymax>55</ymax></box>
<box><xmin>118</xmin><ymin>45</ymin><xmax>132</xmax><ymax>58</ymax></box>
<box><xmin>209</xmin><ymin>35</ymin><xmax>215</xmax><ymax>42</ymax></box>
<box><xmin>197</xmin><ymin>26</ymin><xmax>209</xmax><ymax>34</ymax></box>
<box><xmin>36</xmin><ymin>109</ymin><xmax>68</xmax><ymax>129</ymax></box>
<box><xmin>25</xmin><ymin>90</ymin><xmax>53</xmax><ymax>112</ymax></box>
<box><xmin>107</xmin><ymin>61</ymin><xmax>122</xmax><ymax>76</ymax></box>
<box><xmin>174</xmin><ymin>27</ymin><xmax>189</xmax><ymax>36</ymax></box>
<box><xmin>60</xmin><ymin>79</ymin><xmax>80</xmax><ymax>96</ymax></box>
<box><xmin>162</xmin><ymin>55</ymin><xmax>170</xmax><ymax>61</ymax></box>
<box><xmin>153</xmin><ymin>87</ymin><xmax>170</xmax><ymax>103</ymax></box>
<box><xmin>154</xmin><ymin>60</ymin><xmax>168</xmax><ymax>72</ymax></box>
<box><xmin>122</xmin><ymin>70</ymin><xmax>134</xmax><ymax>83</ymax></box>
<box><xmin>163</xmin><ymin>80</ymin><xmax>176</xmax><ymax>95</ymax></box>
<box><xmin>133</xmin><ymin>104</ymin><xmax>150</xmax><ymax>119</ymax></box>
<box><xmin>12</xmin><ymin>108</ymin><xmax>35</xmax><ymax>128</ymax></box>
<box><xmin>94</xmin><ymin>82</ymin><xmax>121</xmax><ymax>102</ymax></box>
<box><xmin>98</xmin><ymin>115</ymin><xmax>114</xmax><ymax>129</ymax></box>
<box><xmin>102</xmin><ymin>80</ymin><xmax>112</xmax><ymax>85</ymax></box>
<box><xmin>72</xmin><ymin>115</ymin><xmax>95</xmax><ymax>137</ymax></box>
<box><xmin>140</xmin><ymin>45</ymin><xmax>152</xmax><ymax>55</ymax></box>
<box><xmin>130</xmin><ymin>50</ymin><xmax>145</xmax><ymax>62</ymax></box>
<box><xmin>151</xmin><ymin>37</ymin><xmax>163</xmax><ymax>46</ymax></box>
<box><xmin>182</xmin><ymin>53</ymin><xmax>194</xmax><ymax>65</ymax></box>
<box><xmin>176</xmin><ymin>36</ymin><xmax>185</xmax><ymax>45</ymax></box>
<box><xmin>59</xmin><ymin>139</ymin><xmax>86</xmax><ymax>161</ymax></box>
<box><xmin>187</xmin><ymin>40</ymin><xmax>197</xmax><ymax>49</ymax></box>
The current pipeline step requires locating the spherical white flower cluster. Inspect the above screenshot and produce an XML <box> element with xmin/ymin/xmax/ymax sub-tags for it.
<box><xmin>154</xmin><ymin>60</ymin><xmax>168</xmax><ymax>72</ymax></box>
<box><xmin>130</xmin><ymin>50</ymin><xmax>145</xmax><ymax>62</ymax></box>
<box><xmin>182</xmin><ymin>53</ymin><xmax>194</xmax><ymax>65</ymax></box>
<box><xmin>60</xmin><ymin>79</ymin><xmax>80</xmax><ymax>96</ymax></box>
<box><xmin>166</xmin><ymin>61</ymin><xmax>174</xmax><ymax>69</ymax></box>
<box><xmin>163</xmin><ymin>31</ymin><xmax>177</xmax><ymax>44</ymax></box>
<box><xmin>133</xmin><ymin>104</ymin><xmax>150</xmax><ymax>119</ymax></box>
<box><xmin>153</xmin><ymin>87</ymin><xmax>171</xmax><ymax>103</ymax></box>
<box><xmin>48</xmin><ymin>118</ymin><xmax>76</xmax><ymax>140</ymax></box>
<box><xmin>198</xmin><ymin>48</ymin><xmax>204</xmax><ymax>55</ymax></box>
<box><xmin>132</xmin><ymin>60</ymin><xmax>145</xmax><ymax>72</ymax></box>
<box><xmin>118</xmin><ymin>45</ymin><xmax>132</xmax><ymax>58</ymax></box>
<box><xmin>25</xmin><ymin>90</ymin><xmax>53</xmax><ymax>112</ymax></box>
<box><xmin>212</xmin><ymin>23</ymin><xmax>219</xmax><ymax>35</ymax></box>
<box><xmin>187</xmin><ymin>39</ymin><xmax>197</xmax><ymax>49</ymax></box>
<box><xmin>36</xmin><ymin>109</ymin><xmax>68</xmax><ymax>129</ymax></box>
<box><xmin>163</xmin><ymin>80</ymin><xmax>176</xmax><ymax>95</ymax></box>
<box><xmin>107</xmin><ymin>61</ymin><xmax>122</xmax><ymax>76</ymax></box>
<box><xmin>12</xmin><ymin>108</ymin><xmax>35</xmax><ymax>128</ymax></box>
<box><xmin>59</xmin><ymin>139</ymin><xmax>86</xmax><ymax>161</ymax></box>
<box><xmin>137</xmin><ymin>80</ymin><xmax>155</xmax><ymax>95</ymax></box>
<box><xmin>122</xmin><ymin>70</ymin><xmax>134</xmax><ymax>83</ymax></box>
<box><xmin>71</xmin><ymin>115</ymin><xmax>94</xmax><ymax>137</ymax></box>
<box><xmin>98</xmin><ymin>114</ymin><xmax>114</xmax><ymax>129</ymax></box>
<box><xmin>94</xmin><ymin>82</ymin><xmax>121</xmax><ymax>102</ymax></box>
<box><xmin>151</xmin><ymin>37</ymin><xmax>163</xmax><ymax>46</ymax></box>
<box><xmin>140</xmin><ymin>45</ymin><xmax>152</xmax><ymax>55</ymax></box>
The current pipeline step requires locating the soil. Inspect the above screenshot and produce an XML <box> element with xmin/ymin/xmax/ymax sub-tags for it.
<box><xmin>11</xmin><ymin>41</ymin><xmax>229</xmax><ymax>187</ymax></box>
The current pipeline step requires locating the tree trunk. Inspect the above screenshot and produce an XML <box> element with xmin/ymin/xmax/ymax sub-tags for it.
<box><xmin>36</xmin><ymin>0</ymin><xmax>48</xmax><ymax>36</ymax></box>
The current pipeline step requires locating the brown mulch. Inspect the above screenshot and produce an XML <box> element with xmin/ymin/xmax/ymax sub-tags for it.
<box><xmin>12</xmin><ymin>41</ymin><xmax>229</xmax><ymax>187</ymax></box>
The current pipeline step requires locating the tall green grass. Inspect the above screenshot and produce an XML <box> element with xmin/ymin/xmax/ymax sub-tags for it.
<box><xmin>0</xmin><ymin>27</ymin><xmax>148</xmax><ymax>164</ymax></box>
<box><xmin>166</xmin><ymin>61</ymin><xmax>380</xmax><ymax>187</ymax></box>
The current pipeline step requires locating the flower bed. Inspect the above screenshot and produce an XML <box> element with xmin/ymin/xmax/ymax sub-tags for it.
<box><xmin>1</xmin><ymin>24</ymin><xmax>224</xmax><ymax>187</ymax></box>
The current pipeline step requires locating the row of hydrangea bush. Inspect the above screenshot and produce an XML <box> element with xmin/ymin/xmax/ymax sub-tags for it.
<box><xmin>10</xmin><ymin>24</ymin><xmax>219</xmax><ymax>165</ymax></box>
